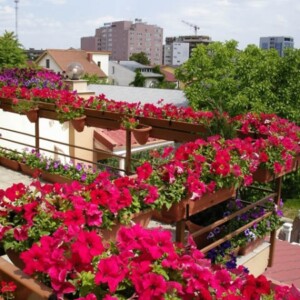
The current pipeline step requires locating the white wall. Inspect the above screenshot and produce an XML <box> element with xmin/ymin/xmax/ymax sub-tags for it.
<box><xmin>37</xmin><ymin>54</ymin><xmax>61</xmax><ymax>73</ymax></box>
<box><xmin>0</xmin><ymin>110</ymin><xmax>70</xmax><ymax>162</ymax></box>
<box><xmin>92</xmin><ymin>53</ymin><xmax>109</xmax><ymax>77</ymax></box>
<box><xmin>109</xmin><ymin>61</ymin><xmax>135</xmax><ymax>86</ymax></box>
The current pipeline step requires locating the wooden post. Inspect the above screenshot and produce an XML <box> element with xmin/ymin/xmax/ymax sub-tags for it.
<box><xmin>35</xmin><ymin>114</ymin><xmax>40</xmax><ymax>151</ymax></box>
<box><xmin>268</xmin><ymin>176</ymin><xmax>282</xmax><ymax>267</ymax></box>
<box><xmin>125</xmin><ymin>129</ymin><xmax>132</xmax><ymax>175</ymax></box>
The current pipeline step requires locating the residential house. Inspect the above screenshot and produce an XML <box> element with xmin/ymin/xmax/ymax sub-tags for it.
<box><xmin>109</xmin><ymin>60</ymin><xmax>163</xmax><ymax>87</ymax></box>
<box><xmin>35</xmin><ymin>49</ymin><xmax>110</xmax><ymax>80</ymax></box>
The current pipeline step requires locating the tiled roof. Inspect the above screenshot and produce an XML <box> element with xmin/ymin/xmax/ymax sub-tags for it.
<box><xmin>160</xmin><ymin>68</ymin><xmax>177</xmax><ymax>82</ymax></box>
<box><xmin>94</xmin><ymin>128</ymin><xmax>158</xmax><ymax>149</ymax></box>
<box><xmin>36</xmin><ymin>49</ymin><xmax>107</xmax><ymax>78</ymax></box>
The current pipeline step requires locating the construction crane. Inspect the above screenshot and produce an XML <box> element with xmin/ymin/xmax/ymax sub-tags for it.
<box><xmin>182</xmin><ymin>20</ymin><xmax>200</xmax><ymax>36</ymax></box>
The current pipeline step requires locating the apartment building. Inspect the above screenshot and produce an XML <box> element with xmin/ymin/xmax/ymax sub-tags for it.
<box><xmin>81</xmin><ymin>19</ymin><xmax>163</xmax><ymax>65</ymax></box>
<box><xmin>259</xmin><ymin>36</ymin><xmax>294</xmax><ymax>56</ymax></box>
<box><xmin>163</xmin><ymin>35</ymin><xmax>212</xmax><ymax>65</ymax></box>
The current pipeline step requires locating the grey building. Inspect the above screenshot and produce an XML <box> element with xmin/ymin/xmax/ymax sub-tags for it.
<box><xmin>109</xmin><ymin>61</ymin><xmax>163</xmax><ymax>87</ymax></box>
<box><xmin>163</xmin><ymin>35</ymin><xmax>212</xmax><ymax>65</ymax></box>
<box><xmin>81</xmin><ymin>19</ymin><xmax>163</xmax><ymax>65</ymax></box>
<box><xmin>259</xmin><ymin>36</ymin><xmax>294</xmax><ymax>56</ymax></box>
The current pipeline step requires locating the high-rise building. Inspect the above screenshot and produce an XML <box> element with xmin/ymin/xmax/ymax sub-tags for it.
<box><xmin>81</xmin><ymin>19</ymin><xmax>163</xmax><ymax>65</ymax></box>
<box><xmin>259</xmin><ymin>36</ymin><xmax>294</xmax><ymax>56</ymax></box>
<box><xmin>163</xmin><ymin>35</ymin><xmax>212</xmax><ymax>65</ymax></box>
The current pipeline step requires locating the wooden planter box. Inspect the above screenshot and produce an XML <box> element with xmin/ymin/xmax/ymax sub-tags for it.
<box><xmin>41</xmin><ymin>171</ymin><xmax>73</xmax><ymax>184</ymax></box>
<box><xmin>0</xmin><ymin>98</ymin><xmax>14</xmax><ymax>112</ymax></box>
<box><xmin>153</xmin><ymin>187</ymin><xmax>236</xmax><ymax>223</ymax></box>
<box><xmin>238</xmin><ymin>237</ymin><xmax>265</xmax><ymax>256</ymax></box>
<box><xmin>0</xmin><ymin>157</ymin><xmax>20</xmax><ymax>171</ymax></box>
<box><xmin>101</xmin><ymin>209</ymin><xmax>153</xmax><ymax>242</ymax></box>
<box><xmin>138</xmin><ymin>116</ymin><xmax>209</xmax><ymax>142</ymax></box>
<box><xmin>0</xmin><ymin>256</ymin><xmax>53</xmax><ymax>300</ymax></box>
<box><xmin>19</xmin><ymin>163</ymin><xmax>39</xmax><ymax>177</ymax></box>
<box><xmin>84</xmin><ymin>109</ymin><xmax>123</xmax><ymax>129</ymax></box>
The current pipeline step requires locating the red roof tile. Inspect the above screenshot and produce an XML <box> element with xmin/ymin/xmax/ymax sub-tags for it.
<box><xmin>36</xmin><ymin>49</ymin><xmax>107</xmax><ymax>78</ymax></box>
<box><xmin>94</xmin><ymin>129</ymin><xmax>158</xmax><ymax>149</ymax></box>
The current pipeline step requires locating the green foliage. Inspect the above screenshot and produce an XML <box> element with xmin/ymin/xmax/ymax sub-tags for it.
<box><xmin>0</xmin><ymin>31</ymin><xmax>27</xmax><ymax>69</ymax></box>
<box><xmin>129</xmin><ymin>70</ymin><xmax>146</xmax><ymax>87</ymax></box>
<box><xmin>150</xmin><ymin>65</ymin><xmax>177</xmax><ymax>89</ymax></box>
<box><xmin>82</xmin><ymin>73</ymin><xmax>107</xmax><ymax>85</ymax></box>
<box><xmin>129</xmin><ymin>51</ymin><xmax>150</xmax><ymax>65</ymax></box>
<box><xmin>175</xmin><ymin>40</ymin><xmax>300</xmax><ymax>125</ymax></box>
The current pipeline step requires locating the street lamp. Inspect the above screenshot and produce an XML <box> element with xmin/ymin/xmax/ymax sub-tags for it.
<box><xmin>14</xmin><ymin>0</ymin><xmax>19</xmax><ymax>40</ymax></box>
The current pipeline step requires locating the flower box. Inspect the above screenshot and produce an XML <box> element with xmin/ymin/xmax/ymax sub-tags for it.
<box><xmin>252</xmin><ymin>166</ymin><xmax>293</xmax><ymax>183</ymax></box>
<box><xmin>101</xmin><ymin>209</ymin><xmax>153</xmax><ymax>242</ymax></box>
<box><xmin>40</xmin><ymin>171</ymin><xmax>73</xmax><ymax>184</ymax></box>
<box><xmin>0</xmin><ymin>97</ymin><xmax>14</xmax><ymax>112</ymax></box>
<box><xmin>238</xmin><ymin>237</ymin><xmax>266</xmax><ymax>256</ymax></box>
<box><xmin>0</xmin><ymin>157</ymin><xmax>20</xmax><ymax>171</ymax></box>
<box><xmin>84</xmin><ymin>109</ymin><xmax>123</xmax><ymax>129</ymax></box>
<box><xmin>138</xmin><ymin>116</ymin><xmax>209</xmax><ymax>142</ymax></box>
<box><xmin>0</xmin><ymin>256</ymin><xmax>53</xmax><ymax>300</ymax></box>
<box><xmin>37</xmin><ymin>102</ymin><xmax>60</xmax><ymax>121</ymax></box>
<box><xmin>138</xmin><ymin>116</ymin><xmax>208</xmax><ymax>133</ymax></box>
<box><xmin>154</xmin><ymin>187</ymin><xmax>236</xmax><ymax>223</ymax></box>
<box><xmin>19</xmin><ymin>163</ymin><xmax>38</xmax><ymax>177</ymax></box>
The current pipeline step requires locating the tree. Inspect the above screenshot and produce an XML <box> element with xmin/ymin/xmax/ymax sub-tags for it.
<box><xmin>0</xmin><ymin>31</ymin><xmax>27</xmax><ymax>69</ymax></box>
<box><xmin>129</xmin><ymin>52</ymin><xmax>150</xmax><ymax>65</ymax></box>
<box><xmin>129</xmin><ymin>70</ymin><xmax>145</xmax><ymax>87</ymax></box>
<box><xmin>175</xmin><ymin>40</ymin><xmax>284</xmax><ymax>118</ymax></box>
<box><xmin>175</xmin><ymin>40</ymin><xmax>239</xmax><ymax>113</ymax></box>
<box><xmin>176</xmin><ymin>40</ymin><xmax>300</xmax><ymax>198</ymax></box>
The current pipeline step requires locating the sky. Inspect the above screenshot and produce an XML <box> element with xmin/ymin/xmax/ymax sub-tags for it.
<box><xmin>0</xmin><ymin>0</ymin><xmax>299</xmax><ymax>50</ymax></box>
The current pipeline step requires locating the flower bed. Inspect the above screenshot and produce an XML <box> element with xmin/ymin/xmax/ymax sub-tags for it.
<box><xmin>16</xmin><ymin>225</ymin><xmax>300</xmax><ymax>299</ymax></box>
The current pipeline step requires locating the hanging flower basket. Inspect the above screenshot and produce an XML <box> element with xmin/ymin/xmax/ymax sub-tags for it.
<box><xmin>131</xmin><ymin>124</ymin><xmax>152</xmax><ymax>145</ymax></box>
<box><xmin>25</xmin><ymin>108</ymin><xmax>39</xmax><ymax>123</ymax></box>
<box><xmin>71</xmin><ymin>115</ymin><xmax>86</xmax><ymax>132</ymax></box>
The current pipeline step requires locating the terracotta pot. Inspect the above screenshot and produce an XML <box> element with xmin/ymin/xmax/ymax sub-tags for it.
<box><xmin>25</xmin><ymin>108</ymin><xmax>39</xmax><ymax>123</ymax></box>
<box><xmin>0</xmin><ymin>157</ymin><xmax>20</xmax><ymax>171</ymax></box>
<box><xmin>154</xmin><ymin>187</ymin><xmax>236</xmax><ymax>223</ymax></box>
<box><xmin>41</xmin><ymin>171</ymin><xmax>73</xmax><ymax>184</ymax></box>
<box><xmin>101</xmin><ymin>209</ymin><xmax>153</xmax><ymax>242</ymax></box>
<box><xmin>238</xmin><ymin>237</ymin><xmax>265</xmax><ymax>255</ymax></box>
<box><xmin>131</xmin><ymin>125</ymin><xmax>152</xmax><ymax>145</ymax></box>
<box><xmin>71</xmin><ymin>115</ymin><xmax>86</xmax><ymax>132</ymax></box>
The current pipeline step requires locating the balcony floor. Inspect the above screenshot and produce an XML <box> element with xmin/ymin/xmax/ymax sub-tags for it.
<box><xmin>263</xmin><ymin>239</ymin><xmax>300</xmax><ymax>289</ymax></box>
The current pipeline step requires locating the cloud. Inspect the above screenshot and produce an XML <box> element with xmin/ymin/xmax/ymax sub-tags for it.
<box><xmin>45</xmin><ymin>0</ymin><xmax>67</xmax><ymax>4</ymax></box>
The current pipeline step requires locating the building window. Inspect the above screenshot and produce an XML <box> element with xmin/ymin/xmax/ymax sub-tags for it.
<box><xmin>97</xmin><ymin>61</ymin><xmax>101</xmax><ymax>68</ymax></box>
<box><xmin>46</xmin><ymin>59</ymin><xmax>50</xmax><ymax>68</ymax></box>
<box><xmin>112</xmin><ymin>66</ymin><xmax>115</xmax><ymax>74</ymax></box>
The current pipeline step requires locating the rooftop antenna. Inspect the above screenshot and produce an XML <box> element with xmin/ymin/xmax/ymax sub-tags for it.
<box><xmin>14</xmin><ymin>0</ymin><xmax>19</xmax><ymax>40</ymax></box>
